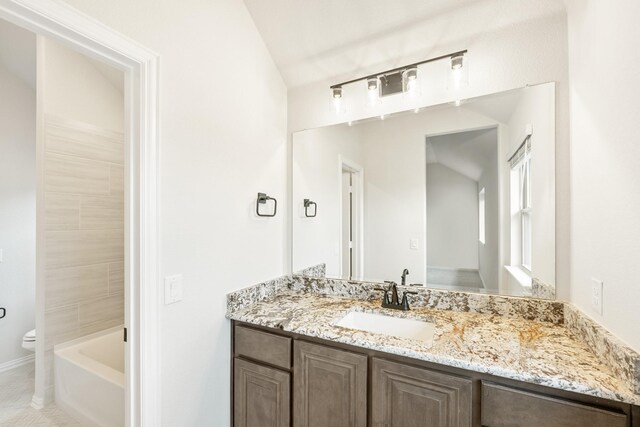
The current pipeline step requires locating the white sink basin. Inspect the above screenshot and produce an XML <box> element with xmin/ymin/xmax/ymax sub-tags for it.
<box><xmin>335</xmin><ymin>311</ymin><xmax>435</xmax><ymax>344</ymax></box>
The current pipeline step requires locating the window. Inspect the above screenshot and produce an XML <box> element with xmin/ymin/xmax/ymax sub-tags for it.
<box><xmin>510</xmin><ymin>136</ymin><xmax>532</xmax><ymax>272</ymax></box>
<box><xmin>519</xmin><ymin>156</ymin><xmax>532</xmax><ymax>270</ymax></box>
<box><xmin>478</xmin><ymin>188</ymin><xmax>485</xmax><ymax>244</ymax></box>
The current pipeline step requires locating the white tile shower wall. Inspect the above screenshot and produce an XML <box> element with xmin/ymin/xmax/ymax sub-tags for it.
<box><xmin>39</xmin><ymin>36</ymin><xmax>124</xmax><ymax>401</ymax></box>
<box><xmin>41</xmin><ymin>117</ymin><xmax>124</xmax><ymax>397</ymax></box>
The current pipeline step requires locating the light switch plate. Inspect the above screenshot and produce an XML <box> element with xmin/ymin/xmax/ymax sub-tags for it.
<box><xmin>164</xmin><ymin>274</ymin><xmax>183</xmax><ymax>305</ymax></box>
<box><xmin>591</xmin><ymin>278</ymin><xmax>603</xmax><ymax>315</ymax></box>
<box><xmin>410</xmin><ymin>239</ymin><xmax>419</xmax><ymax>250</ymax></box>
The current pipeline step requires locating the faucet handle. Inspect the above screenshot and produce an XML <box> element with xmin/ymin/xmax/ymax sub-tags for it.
<box><xmin>400</xmin><ymin>290</ymin><xmax>418</xmax><ymax>310</ymax></box>
<box><xmin>383</xmin><ymin>280</ymin><xmax>398</xmax><ymax>288</ymax></box>
<box><xmin>374</xmin><ymin>287</ymin><xmax>390</xmax><ymax>305</ymax></box>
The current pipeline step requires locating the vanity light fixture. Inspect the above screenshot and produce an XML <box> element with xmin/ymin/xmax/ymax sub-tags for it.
<box><xmin>329</xmin><ymin>50</ymin><xmax>467</xmax><ymax>109</ymax></box>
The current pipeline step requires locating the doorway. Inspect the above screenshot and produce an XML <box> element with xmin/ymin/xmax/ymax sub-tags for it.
<box><xmin>0</xmin><ymin>1</ymin><xmax>160</xmax><ymax>426</ymax></box>
<box><xmin>0</xmin><ymin>17</ymin><xmax>128</xmax><ymax>426</ymax></box>
<box><xmin>339</xmin><ymin>158</ymin><xmax>363</xmax><ymax>280</ymax></box>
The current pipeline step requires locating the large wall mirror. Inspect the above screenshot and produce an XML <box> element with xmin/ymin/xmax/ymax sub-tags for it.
<box><xmin>292</xmin><ymin>82</ymin><xmax>556</xmax><ymax>299</ymax></box>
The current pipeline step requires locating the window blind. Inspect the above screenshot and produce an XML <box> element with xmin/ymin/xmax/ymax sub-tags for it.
<box><xmin>508</xmin><ymin>135</ymin><xmax>532</xmax><ymax>168</ymax></box>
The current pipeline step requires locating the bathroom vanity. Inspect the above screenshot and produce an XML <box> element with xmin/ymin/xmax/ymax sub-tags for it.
<box><xmin>232</xmin><ymin>322</ymin><xmax>634</xmax><ymax>427</ymax></box>
<box><xmin>227</xmin><ymin>81</ymin><xmax>640</xmax><ymax>426</ymax></box>
<box><xmin>227</xmin><ymin>277</ymin><xmax>640</xmax><ymax>427</ymax></box>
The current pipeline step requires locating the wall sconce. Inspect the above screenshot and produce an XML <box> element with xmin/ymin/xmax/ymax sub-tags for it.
<box><xmin>329</xmin><ymin>50</ymin><xmax>467</xmax><ymax>111</ymax></box>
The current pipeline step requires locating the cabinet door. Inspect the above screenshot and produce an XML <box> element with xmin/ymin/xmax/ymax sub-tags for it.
<box><xmin>481</xmin><ymin>382</ymin><xmax>628</xmax><ymax>427</ymax></box>
<box><xmin>293</xmin><ymin>341</ymin><xmax>367</xmax><ymax>427</ymax></box>
<box><xmin>234</xmin><ymin>358</ymin><xmax>290</xmax><ymax>427</ymax></box>
<box><xmin>372</xmin><ymin>358</ymin><xmax>472</xmax><ymax>427</ymax></box>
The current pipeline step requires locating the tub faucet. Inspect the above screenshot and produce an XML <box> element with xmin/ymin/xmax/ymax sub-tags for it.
<box><xmin>401</xmin><ymin>269</ymin><xmax>409</xmax><ymax>286</ymax></box>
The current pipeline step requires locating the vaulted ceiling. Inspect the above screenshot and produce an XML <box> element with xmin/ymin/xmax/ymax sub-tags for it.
<box><xmin>0</xmin><ymin>18</ymin><xmax>35</xmax><ymax>89</ymax></box>
<box><xmin>243</xmin><ymin>0</ymin><xmax>565</xmax><ymax>89</ymax></box>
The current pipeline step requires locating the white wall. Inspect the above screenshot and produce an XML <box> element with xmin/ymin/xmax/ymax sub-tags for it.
<box><xmin>506</xmin><ymin>84</ymin><xmax>556</xmax><ymax>286</ymax></box>
<box><xmin>0</xmin><ymin>63</ymin><xmax>36</xmax><ymax>366</ymax></box>
<box><xmin>41</xmin><ymin>40</ymin><xmax>123</xmax><ymax>132</ymax></box>
<box><xmin>426</xmin><ymin>163</ymin><xmax>479</xmax><ymax>270</ymax></box>
<box><xmin>288</xmin><ymin>8</ymin><xmax>570</xmax><ymax>299</ymax></box>
<box><xmin>566</xmin><ymin>0</ymin><xmax>640</xmax><ymax>352</ymax></box>
<box><xmin>478</xmin><ymin>150</ymin><xmax>499</xmax><ymax>289</ymax></box>
<box><xmin>293</xmin><ymin>125</ymin><xmax>363</xmax><ymax>276</ymax></box>
<box><xmin>58</xmin><ymin>0</ymin><xmax>288</xmax><ymax>424</ymax></box>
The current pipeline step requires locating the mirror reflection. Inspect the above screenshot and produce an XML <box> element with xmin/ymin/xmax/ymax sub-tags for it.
<box><xmin>293</xmin><ymin>83</ymin><xmax>555</xmax><ymax>299</ymax></box>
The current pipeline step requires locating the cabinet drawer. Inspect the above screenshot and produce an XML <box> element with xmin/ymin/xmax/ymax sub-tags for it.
<box><xmin>481</xmin><ymin>382</ymin><xmax>628</xmax><ymax>427</ymax></box>
<box><xmin>235</xmin><ymin>325</ymin><xmax>292</xmax><ymax>369</ymax></box>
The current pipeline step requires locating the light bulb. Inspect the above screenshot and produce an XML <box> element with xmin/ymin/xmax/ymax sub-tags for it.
<box><xmin>331</xmin><ymin>86</ymin><xmax>345</xmax><ymax>114</ymax></box>
<box><xmin>448</xmin><ymin>53</ymin><xmax>468</xmax><ymax>90</ymax></box>
<box><xmin>450</xmin><ymin>54</ymin><xmax>464</xmax><ymax>71</ymax></box>
<box><xmin>366</xmin><ymin>77</ymin><xmax>380</xmax><ymax>108</ymax></box>
<box><xmin>403</xmin><ymin>66</ymin><xmax>419</xmax><ymax>98</ymax></box>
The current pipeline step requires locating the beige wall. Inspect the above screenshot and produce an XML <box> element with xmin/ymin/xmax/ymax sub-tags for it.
<box><xmin>38</xmin><ymin>37</ymin><xmax>124</xmax><ymax>401</ymax></box>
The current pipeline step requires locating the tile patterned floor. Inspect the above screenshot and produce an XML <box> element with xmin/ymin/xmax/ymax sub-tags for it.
<box><xmin>0</xmin><ymin>363</ymin><xmax>82</xmax><ymax>426</ymax></box>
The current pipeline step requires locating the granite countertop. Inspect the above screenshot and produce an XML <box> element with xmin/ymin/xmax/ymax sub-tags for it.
<box><xmin>227</xmin><ymin>289</ymin><xmax>640</xmax><ymax>406</ymax></box>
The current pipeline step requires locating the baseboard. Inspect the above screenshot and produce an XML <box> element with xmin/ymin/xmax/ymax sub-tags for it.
<box><xmin>31</xmin><ymin>394</ymin><xmax>45</xmax><ymax>410</ymax></box>
<box><xmin>0</xmin><ymin>353</ymin><xmax>35</xmax><ymax>374</ymax></box>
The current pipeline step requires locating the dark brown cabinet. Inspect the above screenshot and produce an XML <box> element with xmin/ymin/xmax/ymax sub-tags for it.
<box><xmin>231</xmin><ymin>322</ymin><xmax>638</xmax><ymax>427</ymax></box>
<box><xmin>233</xmin><ymin>358</ymin><xmax>290</xmax><ymax>427</ymax></box>
<box><xmin>293</xmin><ymin>341</ymin><xmax>367</xmax><ymax>427</ymax></box>
<box><xmin>372</xmin><ymin>357</ymin><xmax>472</xmax><ymax>427</ymax></box>
<box><xmin>481</xmin><ymin>382</ymin><xmax>628</xmax><ymax>427</ymax></box>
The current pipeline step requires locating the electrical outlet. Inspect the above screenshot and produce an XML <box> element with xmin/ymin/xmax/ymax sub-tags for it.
<box><xmin>164</xmin><ymin>274</ymin><xmax>183</xmax><ymax>305</ymax></box>
<box><xmin>591</xmin><ymin>278</ymin><xmax>603</xmax><ymax>315</ymax></box>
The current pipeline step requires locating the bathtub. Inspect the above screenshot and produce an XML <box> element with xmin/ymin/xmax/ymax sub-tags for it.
<box><xmin>54</xmin><ymin>326</ymin><xmax>125</xmax><ymax>427</ymax></box>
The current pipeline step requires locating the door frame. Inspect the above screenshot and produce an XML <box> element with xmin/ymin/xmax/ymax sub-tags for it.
<box><xmin>424</xmin><ymin>124</ymin><xmax>501</xmax><ymax>290</ymax></box>
<box><xmin>0</xmin><ymin>1</ymin><xmax>161</xmax><ymax>425</ymax></box>
<box><xmin>338</xmin><ymin>156</ymin><xmax>364</xmax><ymax>280</ymax></box>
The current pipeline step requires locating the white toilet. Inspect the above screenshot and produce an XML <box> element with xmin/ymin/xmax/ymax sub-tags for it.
<box><xmin>22</xmin><ymin>329</ymin><xmax>36</xmax><ymax>352</ymax></box>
